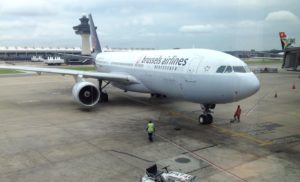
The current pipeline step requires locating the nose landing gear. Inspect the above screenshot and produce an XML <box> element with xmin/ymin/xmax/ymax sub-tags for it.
<box><xmin>198</xmin><ymin>104</ymin><xmax>215</xmax><ymax>125</ymax></box>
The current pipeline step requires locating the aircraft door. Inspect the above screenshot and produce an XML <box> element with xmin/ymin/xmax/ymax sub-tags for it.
<box><xmin>185</xmin><ymin>55</ymin><xmax>202</xmax><ymax>82</ymax></box>
<box><xmin>187</xmin><ymin>58</ymin><xmax>199</xmax><ymax>74</ymax></box>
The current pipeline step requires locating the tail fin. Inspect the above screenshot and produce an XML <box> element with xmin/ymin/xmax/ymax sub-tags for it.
<box><xmin>279</xmin><ymin>32</ymin><xmax>293</xmax><ymax>50</ymax></box>
<box><xmin>88</xmin><ymin>14</ymin><xmax>102</xmax><ymax>54</ymax></box>
<box><xmin>279</xmin><ymin>32</ymin><xmax>287</xmax><ymax>50</ymax></box>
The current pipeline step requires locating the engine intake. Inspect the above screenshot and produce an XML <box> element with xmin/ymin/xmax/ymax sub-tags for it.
<box><xmin>72</xmin><ymin>81</ymin><xmax>100</xmax><ymax>107</ymax></box>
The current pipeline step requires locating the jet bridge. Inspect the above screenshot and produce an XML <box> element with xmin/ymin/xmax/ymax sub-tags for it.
<box><xmin>283</xmin><ymin>47</ymin><xmax>300</xmax><ymax>71</ymax></box>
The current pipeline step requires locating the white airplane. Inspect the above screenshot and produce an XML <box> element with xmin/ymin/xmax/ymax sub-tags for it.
<box><xmin>0</xmin><ymin>14</ymin><xmax>260</xmax><ymax>125</ymax></box>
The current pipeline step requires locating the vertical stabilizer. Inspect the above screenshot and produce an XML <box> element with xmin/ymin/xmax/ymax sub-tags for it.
<box><xmin>89</xmin><ymin>14</ymin><xmax>102</xmax><ymax>54</ymax></box>
<box><xmin>279</xmin><ymin>32</ymin><xmax>295</xmax><ymax>50</ymax></box>
<box><xmin>279</xmin><ymin>32</ymin><xmax>287</xmax><ymax>50</ymax></box>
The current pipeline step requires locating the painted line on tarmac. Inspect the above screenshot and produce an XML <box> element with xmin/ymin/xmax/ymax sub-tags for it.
<box><xmin>156</xmin><ymin>133</ymin><xmax>248</xmax><ymax>182</ymax></box>
<box><xmin>211</xmin><ymin>125</ymin><xmax>273</xmax><ymax>146</ymax></box>
<box><xmin>169</xmin><ymin>111</ymin><xmax>273</xmax><ymax>146</ymax></box>
<box><xmin>109</xmin><ymin>149</ymin><xmax>154</xmax><ymax>163</ymax></box>
<box><xmin>295</xmin><ymin>112</ymin><xmax>300</xmax><ymax>117</ymax></box>
<box><xmin>117</xmin><ymin>93</ymin><xmax>273</xmax><ymax>146</ymax></box>
<box><xmin>245</xmin><ymin>91</ymin><xmax>270</xmax><ymax>117</ymax></box>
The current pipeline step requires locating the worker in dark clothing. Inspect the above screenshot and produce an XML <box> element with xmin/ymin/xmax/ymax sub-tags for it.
<box><xmin>234</xmin><ymin>105</ymin><xmax>242</xmax><ymax>122</ymax></box>
<box><xmin>146</xmin><ymin>120</ymin><xmax>155</xmax><ymax>142</ymax></box>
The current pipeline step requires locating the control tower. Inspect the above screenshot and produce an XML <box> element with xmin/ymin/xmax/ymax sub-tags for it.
<box><xmin>73</xmin><ymin>15</ymin><xmax>91</xmax><ymax>55</ymax></box>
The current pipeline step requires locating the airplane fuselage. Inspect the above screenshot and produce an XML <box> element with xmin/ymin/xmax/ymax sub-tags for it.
<box><xmin>0</xmin><ymin>14</ymin><xmax>261</xmax><ymax>125</ymax></box>
<box><xmin>95</xmin><ymin>48</ymin><xmax>260</xmax><ymax>104</ymax></box>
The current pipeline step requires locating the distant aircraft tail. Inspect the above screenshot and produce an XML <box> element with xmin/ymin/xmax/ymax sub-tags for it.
<box><xmin>279</xmin><ymin>32</ymin><xmax>293</xmax><ymax>50</ymax></box>
<box><xmin>88</xmin><ymin>14</ymin><xmax>102</xmax><ymax>55</ymax></box>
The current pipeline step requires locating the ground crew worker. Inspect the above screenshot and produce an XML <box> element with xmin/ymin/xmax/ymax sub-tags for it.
<box><xmin>146</xmin><ymin>120</ymin><xmax>155</xmax><ymax>142</ymax></box>
<box><xmin>234</xmin><ymin>105</ymin><xmax>242</xmax><ymax>122</ymax></box>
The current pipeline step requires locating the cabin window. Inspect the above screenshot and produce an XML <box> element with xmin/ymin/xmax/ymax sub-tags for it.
<box><xmin>224</xmin><ymin>66</ymin><xmax>232</xmax><ymax>73</ymax></box>
<box><xmin>233</xmin><ymin>66</ymin><xmax>246</xmax><ymax>73</ymax></box>
<box><xmin>216</xmin><ymin>66</ymin><xmax>226</xmax><ymax>73</ymax></box>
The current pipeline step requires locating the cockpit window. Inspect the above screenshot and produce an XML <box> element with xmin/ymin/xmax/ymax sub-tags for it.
<box><xmin>217</xmin><ymin>65</ymin><xmax>250</xmax><ymax>73</ymax></box>
<box><xmin>233</xmin><ymin>66</ymin><xmax>246</xmax><ymax>73</ymax></box>
<box><xmin>224</xmin><ymin>66</ymin><xmax>232</xmax><ymax>73</ymax></box>
<box><xmin>244</xmin><ymin>66</ymin><xmax>251</xmax><ymax>72</ymax></box>
<box><xmin>216</xmin><ymin>66</ymin><xmax>226</xmax><ymax>73</ymax></box>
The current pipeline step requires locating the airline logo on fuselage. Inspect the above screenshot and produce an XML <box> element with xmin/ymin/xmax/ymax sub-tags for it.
<box><xmin>141</xmin><ymin>56</ymin><xmax>188</xmax><ymax>66</ymax></box>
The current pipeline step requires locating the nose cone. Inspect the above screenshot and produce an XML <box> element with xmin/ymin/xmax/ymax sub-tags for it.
<box><xmin>239</xmin><ymin>73</ymin><xmax>260</xmax><ymax>99</ymax></box>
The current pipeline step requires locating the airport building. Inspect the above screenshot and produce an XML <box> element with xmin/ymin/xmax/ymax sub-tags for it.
<box><xmin>73</xmin><ymin>15</ymin><xmax>91</xmax><ymax>55</ymax></box>
<box><xmin>0</xmin><ymin>46</ymin><xmax>81</xmax><ymax>60</ymax></box>
<box><xmin>0</xmin><ymin>46</ymin><xmax>155</xmax><ymax>65</ymax></box>
<box><xmin>0</xmin><ymin>46</ymin><xmax>83</xmax><ymax>63</ymax></box>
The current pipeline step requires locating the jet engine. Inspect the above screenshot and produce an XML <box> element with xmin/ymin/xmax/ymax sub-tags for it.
<box><xmin>72</xmin><ymin>81</ymin><xmax>100</xmax><ymax>107</ymax></box>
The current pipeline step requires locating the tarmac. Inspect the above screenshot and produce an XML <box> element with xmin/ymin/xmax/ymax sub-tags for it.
<box><xmin>0</xmin><ymin>68</ymin><xmax>299</xmax><ymax>181</ymax></box>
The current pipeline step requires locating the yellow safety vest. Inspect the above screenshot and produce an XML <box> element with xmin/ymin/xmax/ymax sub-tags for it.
<box><xmin>147</xmin><ymin>123</ymin><xmax>154</xmax><ymax>133</ymax></box>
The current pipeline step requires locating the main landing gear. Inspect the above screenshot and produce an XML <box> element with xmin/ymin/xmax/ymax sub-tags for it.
<box><xmin>198</xmin><ymin>104</ymin><xmax>215</xmax><ymax>125</ymax></box>
<box><xmin>98</xmin><ymin>79</ymin><xmax>110</xmax><ymax>102</ymax></box>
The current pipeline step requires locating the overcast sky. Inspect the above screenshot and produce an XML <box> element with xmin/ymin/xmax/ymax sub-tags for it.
<box><xmin>0</xmin><ymin>0</ymin><xmax>299</xmax><ymax>51</ymax></box>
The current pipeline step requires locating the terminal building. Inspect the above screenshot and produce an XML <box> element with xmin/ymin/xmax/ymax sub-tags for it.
<box><xmin>0</xmin><ymin>46</ymin><xmax>155</xmax><ymax>64</ymax></box>
<box><xmin>0</xmin><ymin>15</ymin><xmax>154</xmax><ymax>65</ymax></box>
<box><xmin>0</xmin><ymin>46</ymin><xmax>81</xmax><ymax>60</ymax></box>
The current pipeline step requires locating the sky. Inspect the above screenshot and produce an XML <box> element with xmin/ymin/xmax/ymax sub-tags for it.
<box><xmin>0</xmin><ymin>0</ymin><xmax>299</xmax><ymax>51</ymax></box>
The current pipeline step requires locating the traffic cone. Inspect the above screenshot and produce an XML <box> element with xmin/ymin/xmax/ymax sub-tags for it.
<box><xmin>292</xmin><ymin>82</ymin><xmax>296</xmax><ymax>90</ymax></box>
<box><xmin>274</xmin><ymin>91</ymin><xmax>277</xmax><ymax>98</ymax></box>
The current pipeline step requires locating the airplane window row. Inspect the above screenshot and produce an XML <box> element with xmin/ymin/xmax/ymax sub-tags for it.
<box><xmin>154</xmin><ymin>65</ymin><xmax>178</xmax><ymax>71</ymax></box>
<box><xmin>112</xmin><ymin>62</ymin><xmax>133</xmax><ymax>67</ymax></box>
<box><xmin>216</xmin><ymin>66</ymin><xmax>250</xmax><ymax>73</ymax></box>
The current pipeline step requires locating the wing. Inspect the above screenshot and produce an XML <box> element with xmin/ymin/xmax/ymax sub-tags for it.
<box><xmin>0</xmin><ymin>65</ymin><xmax>139</xmax><ymax>83</ymax></box>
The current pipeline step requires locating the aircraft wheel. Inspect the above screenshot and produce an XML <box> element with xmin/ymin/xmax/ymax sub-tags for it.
<box><xmin>199</xmin><ymin>114</ymin><xmax>213</xmax><ymax>125</ymax></box>
<box><xmin>206</xmin><ymin>114</ymin><xmax>213</xmax><ymax>124</ymax></box>
<box><xmin>100</xmin><ymin>92</ymin><xmax>108</xmax><ymax>102</ymax></box>
<box><xmin>198</xmin><ymin>114</ymin><xmax>206</xmax><ymax>125</ymax></box>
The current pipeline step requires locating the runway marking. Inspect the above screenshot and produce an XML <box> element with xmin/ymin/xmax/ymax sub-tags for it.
<box><xmin>169</xmin><ymin>111</ymin><xmax>273</xmax><ymax>146</ymax></box>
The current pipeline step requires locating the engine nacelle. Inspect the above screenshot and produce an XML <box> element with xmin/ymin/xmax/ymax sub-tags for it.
<box><xmin>72</xmin><ymin>81</ymin><xmax>100</xmax><ymax>107</ymax></box>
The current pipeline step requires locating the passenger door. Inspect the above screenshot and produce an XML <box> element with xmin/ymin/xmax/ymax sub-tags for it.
<box><xmin>185</xmin><ymin>55</ymin><xmax>203</xmax><ymax>82</ymax></box>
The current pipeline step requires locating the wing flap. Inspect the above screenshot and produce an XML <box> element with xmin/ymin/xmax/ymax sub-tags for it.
<box><xmin>0</xmin><ymin>65</ymin><xmax>139</xmax><ymax>83</ymax></box>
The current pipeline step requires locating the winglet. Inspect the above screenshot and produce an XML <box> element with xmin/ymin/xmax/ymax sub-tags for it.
<box><xmin>89</xmin><ymin>14</ymin><xmax>102</xmax><ymax>54</ymax></box>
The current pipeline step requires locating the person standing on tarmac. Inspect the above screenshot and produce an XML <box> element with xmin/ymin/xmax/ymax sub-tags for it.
<box><xmin>234</xmin><ymin>105</ymin><xmax>242</xmax><ymax>122</ymax></box>
<box><xmin>146</xmin><ymin>120</ymin><xmax>155</xmax><ymax>142</ymax></box>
